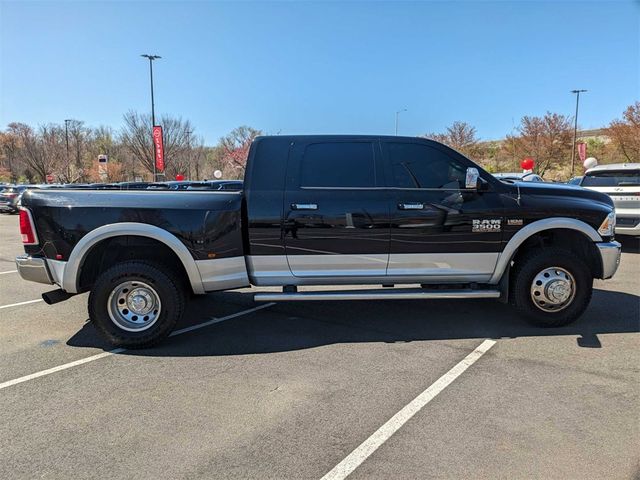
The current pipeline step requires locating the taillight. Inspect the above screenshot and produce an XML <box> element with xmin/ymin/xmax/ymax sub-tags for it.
<box><xmin>19</xmin><ymin>208</ymin><xmax>39</xmax><ymax>245</ymax></box>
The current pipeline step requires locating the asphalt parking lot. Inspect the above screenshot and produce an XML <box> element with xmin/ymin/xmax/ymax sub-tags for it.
<box><xmin>0</xmin><ymin>212</ymin><xmax>638</xmax><ymax>479</ymax></box>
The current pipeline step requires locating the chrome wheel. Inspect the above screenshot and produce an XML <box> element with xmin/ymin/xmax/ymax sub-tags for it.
<box><xmin>530</xmin><ymin>267</ymin><xmax>576</xmax><ymax>312</ymax></box>
<box><xmin>107</xmin><ymin>281</ymin><xmax>161</xmax><ymax>332</ymax></box>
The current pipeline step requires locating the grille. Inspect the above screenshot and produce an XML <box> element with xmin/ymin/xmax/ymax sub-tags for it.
<box><xmin>617</xmin><ymin>217</ymin><xmax>640</xmax><ymax>227</ymax></box>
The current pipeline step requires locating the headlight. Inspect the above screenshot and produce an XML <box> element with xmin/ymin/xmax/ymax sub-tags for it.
<box><xmin>598</xmin><ymin>211</ymin><xmax>616</xmax><ymax>236</ymax></box>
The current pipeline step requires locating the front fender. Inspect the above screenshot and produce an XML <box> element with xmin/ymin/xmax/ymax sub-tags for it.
<box><xmin>489</xmin><ymin>217</ymin><xmax>602</xmax><ymax>284</ymax></box>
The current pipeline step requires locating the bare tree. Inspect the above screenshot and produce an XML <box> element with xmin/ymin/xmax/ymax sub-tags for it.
<box><xmin>120</xmin><ymin>110</ymin><xmax>193</xmax><ymax>178</ymax></box>
<box><xmin>6</xmin><ymin>123</ymin><xmax>57</xmax><ymax>182</ymax></box>
<box><xmin>65</xmin><ymin>120</ymin><xmax>89</xmax><ymax>181</ymax></box>
<box><xmin>424</xmin><ymin>121</ymin><xmax>482</xmax><ymax>159</ymax></box>
<box><xmin>0</xmin><ymin>130</ymin><xmax>22</xmax><ymax>182</ymax></box>
<box><xmin>608</xmin><ymin>102</ymin><xmax>640</xmax><ymax>162</ymax></box>
<box><xmin>505</xmin><ymin>112</ymin><xmax>573</xmax><ymax>176</ymax></box>
<box><xmin>217</xmin><ymin>126</ymin><xmax>262</xmax><ymax>178</ymax></box>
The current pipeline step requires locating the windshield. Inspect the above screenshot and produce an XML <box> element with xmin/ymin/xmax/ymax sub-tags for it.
<box><xmin>581</xmin><ymin>170</ymin><xmax>640</xmax><ymax>187</ymax></box>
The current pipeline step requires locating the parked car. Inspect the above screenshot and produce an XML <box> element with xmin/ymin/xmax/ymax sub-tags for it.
<box><xmin>580</xmin><ymin>163</ymin><xmax>640</xmax><ymax>236</ymax></box>
<box><xmin>186</xmin><ymin>180</ymin><xmax>243</xmax><ymax>191</ymax></box>
<box><xmin>110</xmin><ymin>181</ymin><xmax>157</xmax><ymax>190</ymax></box>
<box><xmin>0</xmin><ymin>185</ymin><xmax>37</xmax><ymax>213</ymax></box>
<box><xmin>16</xmin><ymin>135</ymin><xmax>620</xmax><ymax>348</ymax></box>
<box><xmin>155</xmin><ymin>180</ymin><xmax>243</xmax><ymax>191</ymax></box>
<box><xmin>494</xmin><ymin>172</ymin><xmax>545</xmax><ymax>182</ymax></box>
<box><xmin>567</xmin><ymin>176</ymin><xmax>583</xmax><ymax>185</ymax></box>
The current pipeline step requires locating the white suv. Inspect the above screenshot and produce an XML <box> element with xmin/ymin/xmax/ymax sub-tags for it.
<box><xmin>581</xmin><ymin>163</ymin><xmax>640</xmax><ymax>236</ymax></box>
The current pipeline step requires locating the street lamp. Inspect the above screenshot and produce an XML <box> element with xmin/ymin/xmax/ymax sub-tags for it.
<box><xmin>141</xmin><ymin>54</ymin><xmax>161</xmax><ymax>180</ymax></box>
<box><xmin>395</xmin><ymin>109</ymin><xmax>407</xmax><ymax>136</ymax></box>
<box><xmin>570</xmin><ymin>89</ymin><xmax>587</xmax><ymax>177</ymax></box>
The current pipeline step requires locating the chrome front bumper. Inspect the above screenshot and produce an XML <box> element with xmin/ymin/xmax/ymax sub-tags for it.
<box><xmin>596</xmin><ymin>241</ymin><xmax>621</xmax><ymax>279</ymax></box>
<box><xmin>15</xmin><ymin>255</ymin><xmax>54</xmax><ymax>285</ymax></box>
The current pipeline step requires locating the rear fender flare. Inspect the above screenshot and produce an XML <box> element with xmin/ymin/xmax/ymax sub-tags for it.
<box><xmin>62</xmin><ymin>222</ymin><xmax>205</xmax><ymax>294</ymax></box>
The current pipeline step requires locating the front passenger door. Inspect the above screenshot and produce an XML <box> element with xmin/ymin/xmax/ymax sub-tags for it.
<box><xmin>383</xmin><ymin>140</ymin><xmax>504</xmax><ymax>280</ymax></box>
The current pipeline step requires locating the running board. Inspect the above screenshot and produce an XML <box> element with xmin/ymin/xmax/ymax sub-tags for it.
<box><xmin>254</xmin><ymin>288</ymin><xmax>501</xmax><ymax>302</ymax></box>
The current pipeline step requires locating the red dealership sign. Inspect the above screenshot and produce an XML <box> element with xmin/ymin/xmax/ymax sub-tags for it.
<box><xmin>577</xmin><ymin>142</ymin><xmax>587</xmax><ymax>162</ymax></box>
<box><xmin>152</xmin><ymin>126</ymin><xmax>165</xmax><ymax>172</ymax></box>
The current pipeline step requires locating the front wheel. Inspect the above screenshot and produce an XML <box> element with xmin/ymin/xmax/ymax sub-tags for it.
<box><xmin>88</xmin><ymin>261</ymin><xmax>186</xmax><ymax>348</ymax></box>
<box><xmin>512</xmin><ymin>248</ymin><xmax>593</xmax><ymax>327</ymax></box>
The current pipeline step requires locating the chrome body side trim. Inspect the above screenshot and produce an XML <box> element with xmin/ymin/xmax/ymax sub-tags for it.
<box><xmin>63</xmin><ymin>222</ymin><xmax>206</xmax><ymax>294</ymax></box>
<box><xmin>595</xmin><ymin>241</ymin><xmax>621</xmax><ymax>279</ymax></box>
<box><xmin>489</xmin><ymin>217</ymin><xmax>603</xmax><ymax>284</ymax></box>
<box><xmin>15</xmin><ymin>255</ymin><xmax>53</xmax><ymax>285</ymax></box>
<box><xmin>196</xmin><ymin>257</ymin><xmax>250</xmax><ymax>292</ymax></box>
<box><xmin>254</xmin><ymin>288</ymin><xmax>501</xmax><ymax>302</ymax></box>
<box><xmin>387</xmin><ymin>253</ymin><xmax>499</xmax><ymax>277</ymax></box>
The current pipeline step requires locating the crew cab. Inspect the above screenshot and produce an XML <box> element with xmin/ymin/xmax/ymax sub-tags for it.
<box><xmin>16</xmin><ymin>135</ymin><xmax>621</xmax><ymax>348</ymax></box>
<box><xmin>580</xmin><ymin>163</ymin><xmax>640</xmax><ymax>236</ymax></box>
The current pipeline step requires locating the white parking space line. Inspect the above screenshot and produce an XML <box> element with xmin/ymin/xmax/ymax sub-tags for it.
<box><xmin>320</xmin><ymin>339</ymin><xmax>497</xmax><ymax>480</ymax></box>
<box><xmin>0</xmin><ymin>350</ymin><xmax>125</xmax><ymax>390</ymax></box>
<box><xmin>0</xmin><ymin>302</ymin><xmax>275</xmax><ymax>391</ymax></box>
<box><xmin>170</xmin><ymin>303</ymin><xmax>275</xmax><ymax>336</ymax></box>
<box><xmin>0</xmin><ymin>299</ymin><xmax>43</xmax><ymax>310</ymax></box>
<box><xmin>0</xmin><ymin>270</ymin><xmax>18</xmax><ymax>275</ymax></box>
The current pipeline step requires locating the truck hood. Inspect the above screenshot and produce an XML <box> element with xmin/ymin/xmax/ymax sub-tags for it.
<box><xmin>511</xmin><ymin>181</ymin><xmax>614</xmax><ymax>208</ymax></box>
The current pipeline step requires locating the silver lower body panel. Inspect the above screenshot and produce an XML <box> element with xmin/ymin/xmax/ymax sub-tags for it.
<box><xmin>196</xmin><ymin>257</ymin><xmax>250</xmax><ymax>292</ymax></box>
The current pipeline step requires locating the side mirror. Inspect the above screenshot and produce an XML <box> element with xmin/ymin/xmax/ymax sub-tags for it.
<box><xmin>465</xmin><ymin>167</ymin><xmax>479</xmax><ymax>189</ymax></box>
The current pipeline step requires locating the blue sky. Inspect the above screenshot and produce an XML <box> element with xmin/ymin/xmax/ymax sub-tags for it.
<box><xmin>1</xmin><ymin>1</ymin><xmax>638</xmax><ymax>144</ymax></box>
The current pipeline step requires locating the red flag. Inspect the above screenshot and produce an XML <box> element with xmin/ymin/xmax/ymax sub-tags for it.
<box><xmin>152</xmin><ymin>126</ymin><xmax>165</xmax><ymax>172</ymax></box>
<box><xmin>577</xmin><ymin>142</ymin><xmax>587</xmax><ymax>162</ymax></box>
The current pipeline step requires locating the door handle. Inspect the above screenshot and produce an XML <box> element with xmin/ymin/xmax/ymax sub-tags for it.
<box><xmin>398</xmin><ymin>202</ymin><xmax>424</xmax><ymax>210</ymax></box>
<box><xmin>291</xmin><ymin>203</ymin><xmax>318</xmax><ymax>211</ymax></box>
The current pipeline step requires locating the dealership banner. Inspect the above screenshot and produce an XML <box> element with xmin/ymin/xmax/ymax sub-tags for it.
<box><xmin>577</xmin><ymin>142</ymin><xmax>587</xmax><ymax>162</ymax></box>
<box><xmin>153</xmin><ymin>126</ymin><xmax>165</xmax><ymax>172</ymax></box>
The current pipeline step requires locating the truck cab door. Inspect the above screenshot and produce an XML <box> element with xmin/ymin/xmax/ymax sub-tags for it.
<box><xmin>283</xmin><ymin>139</ymin><xmax>390</xmax><ymax>278</ymax></box>
<box><xmin>382</xmin><ymin>140</ymin><xmax>504</xmax><ymax>281</ymax></box>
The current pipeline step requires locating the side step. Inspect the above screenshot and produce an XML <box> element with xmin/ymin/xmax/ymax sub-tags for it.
<box><xmin>254</xmin><ymin>288</ymin><xmax>500</xmax><ymax>302</ymax></box>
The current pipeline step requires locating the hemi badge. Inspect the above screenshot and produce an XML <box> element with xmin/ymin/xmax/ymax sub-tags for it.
<box><xmin>508</xmin><ymin>219</ymin><xmax>523</xmax><ymax>226</ymax></box>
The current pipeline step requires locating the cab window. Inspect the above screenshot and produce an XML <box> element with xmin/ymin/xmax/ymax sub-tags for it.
<box><xmin>388</xmin><ymin>143</ymin><xmax>467</xmax><ymax>189</ymax></box>
<box><xmin>300</xmin><ymin>142</ymin><xmax>376</xmax><ymax>188</ymax></box>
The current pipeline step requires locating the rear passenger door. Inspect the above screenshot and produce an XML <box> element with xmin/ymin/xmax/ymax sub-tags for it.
<box><xmin>283</xmin><ymin>139</ymin><xmax>390</xmax><ymax>277</ymax></box>
<box><xmin>383</xmin><ymin>140</ymin><xmax>504</xmax><ymax>280</ymax></box>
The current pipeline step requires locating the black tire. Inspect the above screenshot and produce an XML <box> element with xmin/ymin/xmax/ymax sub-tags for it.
<box><xmin>88</xmin><ymin>261</ymin><xmax>185</xmax><ymax>348</ymax></box>
<box><xmin>512</xmin><ymin>247</ymin><xmax>593</xmax><ymax>327</ymax></box>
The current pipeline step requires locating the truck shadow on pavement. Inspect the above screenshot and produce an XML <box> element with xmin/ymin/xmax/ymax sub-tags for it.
<box><xmin>68</xmin><ymin>288</ymin><xmax>640</xmax><ymax>355</ymax></box>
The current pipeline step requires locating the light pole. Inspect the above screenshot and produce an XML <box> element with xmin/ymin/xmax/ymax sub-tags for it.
<box><xmin>395</xmin><ymin>109</ymin><xmax>407</xmax><ymax>136</ymax></box>
<box><xmin>64</xmin><ymin>119</ymin><xmax>72</xmax><ymax>181</ymax></box>
<box><xmin>570</xmin><ymin>89</ymin><xmax>587</xmax><ymax>177</ymax></box>
<box><xmin>141</xmin><ymin>54</ymin><xmax>161</xmax><ymax>180</ymax></box>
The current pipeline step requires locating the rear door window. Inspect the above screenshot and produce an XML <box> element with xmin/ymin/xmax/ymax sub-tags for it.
<box><xmin>299</xmin><ymin>142</ymin><xmax>376</xmax><ymax>188</ymax></box>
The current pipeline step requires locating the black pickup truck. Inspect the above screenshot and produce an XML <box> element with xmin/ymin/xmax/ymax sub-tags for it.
<box><xmin>16</xmin><ymin>135</ymin><xmax>621</xmax><ymax>348</ymax></box>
